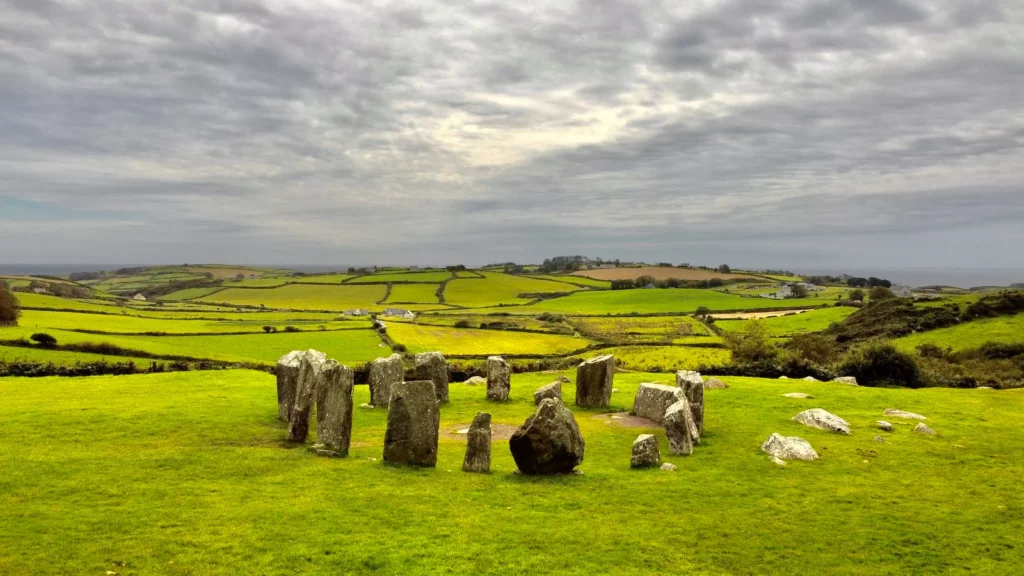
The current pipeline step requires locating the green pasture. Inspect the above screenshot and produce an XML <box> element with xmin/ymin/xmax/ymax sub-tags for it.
<box><xmin>518</xmin><ymin>289</ymin><xmax>828</xmax><ymax>315</ymax></box>
<box><xmin>13</xmin><ymin>309</ymin><xmax>364</xmax><ymax>335</ymax></box>
<box><xmin>571</xmin><ymin>315</ymin><xmax>709</xmax><ymax>344</ymax></box>
<box><xmin>412</xmin><ymin>314</ymin><xmax>558</xmax><ymax>332</ymax></box>
<box><xmin>385</xmin><ymin>283</ymin><xmax>442</xmax><ymax>304</ymax></box>
<box><xmin>444</xmin><ymin>273</ymin><xmax>581</xmax><ymax>307</ymax></box>
<box><xmin>714</xmin><ymin>307</ymin><xmax>858</xmax><ymax>337</ymax></box>
<box><xmin>201</xmin><ymin>284</ymin><xmax>386</xmax><ymax>311</ymax></box>
<box><xmin>348</xmin><ymin>271</ymin><xmax>452</xmax><ymax>283</ymax></box>
<box><xmin>2</xmin><ymin>371</ymin><xmax>1019</xmax><ymax>574</ymax></box>
<box><xmin>893</xmin><ymin>314</ymin><xmax>1024</xmax><ymax>353</ymax></box>
<box><xmin>385</xmin><ymin>323</ymin><xmax>588</xmax><ymax>357</ymax></box>
<box><xmin>160</xmin><ymin>287</ymin><xmax>225</xmax><ymax>301</ymax></box>
<box><xmin>0</xmin><ymin>344</ymin><xmax>168</xmax><ymax>367</ymax></box>
<box><xmin>293</xmin><ymin>274</ymin><xmax>353</xmax><ymax>284</ymax></box>
<box><xmin>530</xmin><ymin>274</ymin><xmax>611</xmax><ymax>289</ymax></box>
<box><xmin>584</xmin><ymin>345</ymin><xmax>730</xmax><ymax>372</ymax></box>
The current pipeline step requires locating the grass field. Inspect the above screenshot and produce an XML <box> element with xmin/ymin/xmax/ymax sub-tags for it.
<box><xmin>200</xmin><ymin>284</ymin><xmax>386</xmax><ymax>310</ymax></box>
<box><xmin>348</xmin><ymin>271</ymin><xmax>452</xmax><ymax>283</ymax></box>
<box><xmin>385</xmin><ymin>323</ymin><xmax>588</xmax><ymax>356</ymax></box>
<box><xmin>530</xmin><ymin>275</ymin><xmax>611</xmax><ymax>289</ymax></box>
<box><xmin>3</xmin><ymin>371</ymin><xmax>1018</xmax><ymax>574</ymax></box>
<box><xmin>444</xmin><ymin>273</ymin><xmax>581</xmax><ymax>307</ymax></box>
<box><xmin>13</xmin><ymin>309</ymin><xmax>362</xmax><ymax>335</ymax></box>
<box><xmin>893</xmin><ymin>314</ymin><xmax>1024</xmax><ymax>352</ymax></box>
<box><xmin>584</xmin><ymin>345</ymin><xmax>730</xmax><ymax>371</ymax></box>
<box><xmin>571</xmin><ymin>315</ymin><xmax>710</xmax><ymax>343</ymax></box>
<box><xmin>715</xmin><ymin>306</ymin><xmax>858</xmax><ymax>337</ymax></box>
<box><xmin>385</xmin><ymin>283</ymin><xmax>442</xmax><ymax>304</ymax></box>
<box><xmin>293</xmin><ymin>274</ymin><xmax>354</xmax><ymax>284</ymax></box>
<box><xmin>0</xmin><ymin>344</ymin><xmax>169</xmax><ymax>366</ymax></box>
<box><xmin>160</xmin><ymin>287</ymin><xmax>226</xmax><ymax>301</ymax></box>
<box><xmin>573</xmin><ymin>266</ymin><xmax>757</xmax><ymax>282</ymax></box>
<box><xmin>519</xmin><ymin>289</ymin><xmax>829</xmax><ymax>315</ymax></box>
<box><xmin>412</xmin><ymin>314</ymin><xmax>560</xmax><ymax>332</ymax></box>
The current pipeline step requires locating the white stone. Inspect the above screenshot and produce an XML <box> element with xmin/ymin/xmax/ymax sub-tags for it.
<box><xmin>782</xmin><ymin>392</ymin><xmax>812</xmax><ymax>399</ymax></box>
<box><xmin>660</xmin><ymin>462</ymin><xmax>677</xmax><ymax>471</ymax></box>
<box><xmin>877</xmin><ymin>421</ymin><xmax>893</xmax><ymax>432</ymax></box>
<box><xmin>884</xmin><ymin>409</ymin><xmax>927</xmax><ymax>420</ymax></box>
<box><xmin>913</xmin><ymin>423</ymin><xmax>936</xmax><ymax>435</ymax></box>
<box><xmin>833</xmin><ymin>376</ymin><xmax>858</xmax><ymax>386</ymax></box>
<box><xmin>761</xmin><ymin>433</ymin><xmax>819</xmax><ymax>461</ymax></box>
<box><xmin>792</xmin><ymin>408</ymin><xmax>851</xmax><ymax>435</ymax></box>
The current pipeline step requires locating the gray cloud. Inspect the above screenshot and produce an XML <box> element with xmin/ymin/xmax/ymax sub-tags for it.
<box><xmin>0</xmin><ymin>0</ymin><xmax>1022</xmax><ymax>273</ymax></box>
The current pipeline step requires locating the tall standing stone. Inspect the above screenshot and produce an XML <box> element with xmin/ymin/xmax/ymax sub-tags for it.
<box><xmin>676</xmin><ymin>370</ymin><xmax>705</xmax><ymax>435</ymax></box>
<box><xmin>288</xmin><ymin>352</ymin><xmax>328</xmax><ymax>443</ymax></box>
<box><xmin>462</xmin><ymin>412</ymin><xmax>492</xmax><ymax>473</ymax></box>
<box><xmin>664</xmin><ymin>398</ymin><xmax>699</xmax><ymax>456</ymax></box>
<box><xmin>575</xmin><ymin>354</ymin><xmax>614</xmax><ymax>408</ymax></box>
<box><xmin>368</xmin><ymin>353</ymin><xmax>404</xmax><ymax>407</ymax></box>
<box><xmin>276</xmin><ymin>350</ymin><xmax>304</xmax><ymax>421</ymax></box>
<box><xmin>509</xmin><ymin>398</ymin><xmax>585</xmax><ymax>475</ymax></box>
<box><xmin>486</xmin><ymin>356</ymin><xmax>511</xmax><ymax>401</ymax></box>
<box><xmin>315</xmin><ymin>360</ymin><xmax>354</xmax><ymax>455</ymax></box>
<box><xmin>632</xmin><ymin>383</ymin><xmax>685</xmax><ymax>423</ymax></box>
<box><xmin>415</xmin><ymin>351</ymin><xmax>449</xmax><ymax>403</ymax></box>
<box><xmin>383</xmin><ymin>380</ymin><xmax>441</xmax><ymax>466</ymax></box>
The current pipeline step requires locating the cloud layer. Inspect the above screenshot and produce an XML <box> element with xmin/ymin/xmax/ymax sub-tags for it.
<box><xmin>1</xmin><ymin>0</ymin><xmax>1022</xmax><ymax>269</ymax></box>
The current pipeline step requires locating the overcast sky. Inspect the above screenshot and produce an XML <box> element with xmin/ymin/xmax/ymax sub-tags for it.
<box><xmin>1</xmin><ymin>0</ymin><xmax>1022</xmax><ymax>270</ymax></box>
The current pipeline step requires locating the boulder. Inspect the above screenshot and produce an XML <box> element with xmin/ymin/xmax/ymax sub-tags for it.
<box><xmin>792</xmin><ymin>408</ymin><xmax>851</xmax><ymax>435</ymax></box>
<box><xmin>556</xmin><ymin>375</ymin><xmax>571</xmax><ymax>384</ymax></box>
<box><xmin>287</xmin><ymin>352</ymin><xmax>329</xmax><ymax>443</ymax></box>
<box><xmin>913</xmin><ymin>423</ymin><xmax>936</xmax><ymax>435</ymax></box>
<box><xmin>415</xmin><ymin>351</ymin><xmax>449</xmax><ymax>403</ymax></box>
<box><xmin>761</xmin><ymin>433</ymin><xmax>819</xmax><ymax>461</ymax></box>
<box><xmin>632</xmin><ymin>383</ymin><xmax>684</xmax><ymax>424</ymax></box>
<box><xmin>533</xmin><ymin>381</ymin><xmax>562</xmax><ymax>405</ymax></box>
<box><xmin>884</xmin><ymin>409</ymin><xmax>927</xmax><ymax>420</ymax></box>
<box><xmin>463</xmin><ymin>376</ymin><xmax>486</xmax><ymax>386</ymax></box>
<box><xmin>630</xmin><ymin>434</ymin><xmax>661</xmax><ymax>468</ymax></box>
<box><xmin>664</xmin><ymin>398</ymin><xmax>699</xmax><ymax>456</ymax></box>
<box><xmin>704</xmin><ymin>378</ymin><xmax>729</xmax><ymax>389</ymax></box>
<box><xmin>509</xmin><ymin>398</ymin><xmax>585</xmax><ymax>474</ymax></box>
<box><xmin>462</xmin><ymin>412</ymin><xmax>492</xmax><ymax>473</ymax></box>
<box><xmin>575</xmin><ymin>355</ymin><xmax>614</xmax><ymax>408</ymax></box>
<box><xmin>873</xmin><ymin>436</ymin><xmax>886</xmax><ymax>443</ymax></box>
<box><xmin>383</xmin><ymin>380</ymin><xmax>441</xmax><ymax>467</ymax></box>
<box><xmin>778</xmin><ymin>375</ymin><xmax>789</xmax><ymax>380</ymax></box>
<box><xmin>782</xmin><ymin>392</ymin><xmax>813</xmax><ymax>399</ymax></box>
<box><xmin>368</xmin><ymin>353</ymin><xmax>403</xmax><ymax>407</ymax></box>
<box><xmin>315</xmin><ymin>360</ymin><xmax>354</xmax><ymax>455</ymax></box>
<box><xmin>833</xmin><ymin>376</ymin><xmax>858</xmax><ymax>386</ymax></box>
<box><xmin>803</xmin><ymin>376</ymin><xmax>819</xmax><ymax>382</ymax></box>
<box><xmin>676</xmin><ymin>370</ymin><xmax>705</xmax><ymax>435</ymax></box>
<box><xmin>486</xmin><ymin>356</ymin><xmax>511</xmax><ymax>401</ymax></box>
<box><xmin>877</xmin><ymin>421</ymin><xmax>893</xmax><ymax>432</ymax></box>
<box><xmin>660</xmin><ymin>462</ymin><xmax>677</xmax><ymax>471</ymax></box>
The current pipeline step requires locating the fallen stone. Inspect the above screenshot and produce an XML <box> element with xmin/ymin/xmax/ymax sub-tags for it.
<box><xmin>368</xmin><ymin>353</ymin><xmax>403</xmax><ymax>407</ymax></box>
<box><xmin>415</xmin><ymin>351</ymin><xmax>449</xmax><ymax>403</ymax></box>
<box><xmin>664</xmin><ymin>398</ymin><xmax>699</xmax><ymax>456</ymax></box>
<box><xmin>803</xmin><ymin>376</ymin><xmax>818</xmax><ymax>382</ymax></box>
<box><xmin>877</xmin><ymin>421</ymin><xmax>893</xmax><ymax>432</ymax></box>
<box><xmin>884</xmin><ymin>409</ymin><xmax>927</xmax><ymax>420</ymax></box>
<box><xmin>704</xmin><ymin>377</ymin><xmax>729</xmax><ymax>389</ymax></box>
<box><xmin>660</xmin><ymin>462</ymin><xmax>677</xmax><ymax>471</ymax></box>
<box><xmin>779</xmin><ymin>375</ymin><xmax>789</xmax><ymax>380</ymax></box>
<box><xmin>632</xmin><ymin>383</ymin><xmax>685</xmax><ymax>423</ymax></box>
<box><xmin>630</xmin><ymin>434</ymin><xmax>661</xmax><ymax>468</ymax></box>
<box><xmin>462</xmin><ymin>412</ymin><xmax>492</xmax><ymax>473</ymax></box>
<box><xmin>288</xmin><ymin>352</ymin><xmax>329</xmax><ymax>443</ymax></box>
<box><xmin>509</xmin><ymin>398</ymin><xmax>585</xmax><ymax>474</ymax></box>
<box><xmin>833</xmin><ymin>376</ymin><xmax>858</xmax><ymax>386</ymax></box>
<box><xmin>556</xmin><ymin>375</ymin><xmax>571</xmax><ymax>383</ymax></box>
<box><xmin>486</xmin><ymin>356</ymin><xmax>511</xmax><ymax>401</ymax></box>
<box><xmin>575</xmin><ymin>355</ymin><xmax>614</xmax><ymax>408</ymax></box>
<box><xmin>315</xmin><ymin>360</ymin><xmax>354</xmax><ymax>455</ymax></box>
<box><xmin>873</xmin><ymin>436</ymin><xmax>886</xmax><ymax>443</ymax></box>
<box><xmin>383</xmin><ymin>380</ymin><xmax>441</xmax><ymax>467</ymax></box>
<box><xmin>760</xmin><ymin>433</ymin><xmax>818</xmax><ymax>461</ymax></box>
<box><xmin>463</xmin><ymin>376</ymin><xmax>486</xmax><ymax>386</ymax></box>
<box><xmin>913</xmin><ymin>423</ymin><xmax>936</xmax><ymax>435</ymax></box>
<box><xmin>676</xmin><ymin>370</ymin><xmax>704</xmax><ymax>436</ymax></box>
<box><xmin>792</xmin><ymin>408</ymin><xmax>851</xmax><ymax>435</ymax></box>
<box><xmin>782</xmin><ymin>392</ymin><xmax>813</xmax><ymax>399</ymax></box>
<box><xmin>359</xmin><ymin>403</ymin><xmax>374</xmax><ymax>409</ymax></box>
<box><xmin>456</xmin><ymin>428</ymin><xmax>469</xmax><ymax>434</ymax></box>
<box><xmin>771</xmin><ymin>456</ymin><xmax>787</xmax><ymax>466</ymax></box>
<box><xmin>977</xmin><ymin>386</ymin><xmax>993</xmax><ymax>390</ymax></box>
<box><xmin>612</xmin><ymin>387</ymin><xmax>619</xmax><ymax>393</ymax></box>
<box><xmin>533</xmin><ymin>381</ymin><xmax>562</xmax><ymax>405</ymax></box>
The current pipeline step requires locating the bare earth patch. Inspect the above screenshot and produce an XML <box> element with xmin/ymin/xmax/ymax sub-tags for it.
<box><xmin>592</xmin><ymin>412</ymin><xmax>660</xmax><ymax>429</ymax></box>
<box><xmin>443</xmin><ymin>423</ymin><xmax>519</xmax><ymax>441</ymax></box>
<box><xmin>711</xmin><ymin>309</ymin><xmax>812</xmax><ymax>319</ymax></box>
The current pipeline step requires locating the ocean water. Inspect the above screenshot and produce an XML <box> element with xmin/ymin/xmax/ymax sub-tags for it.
<box><xmin>799</xmin><ymin>268</ymin><xmax>1024</xmax><ymax>289</ymax></box>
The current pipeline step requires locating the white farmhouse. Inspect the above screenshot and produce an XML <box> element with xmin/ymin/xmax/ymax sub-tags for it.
<box><xmin>133</xmin><ymin>293</ymin><xmax>147</xmax><ymax>301</ymax></box>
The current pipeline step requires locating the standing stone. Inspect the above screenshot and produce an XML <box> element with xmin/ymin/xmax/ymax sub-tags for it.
<box><xmin>276</xmin><ymin>350</ymin><xmax>305</xmax><ymax>421</ymax></box>
<box><xmin>415</xmin><ymin>351</ymin><xmax>449</xmax><ymax>403</ymax></box>
<box><xmin>486</xmin><ymin>356</ymin><xmax>511</xmax><ymax>401</ymax></box>
<box><xmin>704</xmin><ymin>377</ymin><xmax>729</xmax><ymax>389</ymax></box>
<box><xmin>533</xmin><ymin>381</ymin><xmax>562</xmax><ymax>405</ymax></box>
<box><xmin>509</xmin><ymin>398</ymin><xmax>585</xmax><ymax>474</ymax></box>
<box><xmin>287</xmin><ymin>352</ymin><xmax>328</xmax><ymax>443</ymax></box>
<box><xmin>383</xmin><ymin>380</ymin><xmax>441</xmax><ymax>466</ymax></box>
<box><xmin>631</xmin><ymin>434</ymin><xmax>661</xmax><ymax>468</ymax></box>
<box><xmin>315</xmin><ymin>360</ymin><xmax>354</xmax><ymax>456</ymax></box>
<box><xmin>632</xmin><ymin>383</ymin><xmax>684</xmax><ymax>423</ymax></box>
<box><xmin>676</xmin><ymin>370</ymin><xmax>705</xmax><ymax>435</ymax></box>
<box><xmin>760</xmin><ymin>433</ymin><xmax>819</xmax><ymax>461</ymax></box>
<box><xmin>833</xmin><ymin>376</ymin><xmax>859</xmax><ymax>386</ymax></box>
<box><xmin>663</xmin><ymin>398</ymin><xmax>699</xmax><ymax>456</ymax></box>
<box><xmin>368</xmin><ymin>353</ymin><xmax>403</xmax><ymax>407</ymax></box>
<box><xmin>575</xmin><ymin>354</ymin><xmax>614</xmax><ymax>408</ymax></box>
<box><xmin>462</xmin><ymin>412</ymin><xmax>492</xmax><ymax>473</ymax></box>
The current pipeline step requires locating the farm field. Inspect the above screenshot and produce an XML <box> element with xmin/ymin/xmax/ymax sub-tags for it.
<box><xmin>570</xmin><ymin>315</ymin><xmax>710</xmax><ymax>343</ymax></box>
<box><xmin>385</xmin><ymin>283</ymin><xmax>442</xmax><ymax>304</ymax></box>
<box><xmin>13</xmin><ymin>309</ymin><xmax>362</xmax><ymax>335</ymax></box>
<box><xmin>3</xmin><ymin>371</ymin><xmax>1019</xmax><ymax>574</ymax></box>
<box><xmin>160</xmin><ymin>287</ymin><xmax>226</xmax><ymax>300</ymax></box>
<box><xmin>521</xmin><ymin>289</ymin><xmax>830</xmax><ymax>315</ymax></box>
<box><xmin>200</xmin><ymin>284</ymin><xmax>386</xmax><ymax>311</ymax></box>
<box><xmin>715</xmin><ymin>307</ymin><xmax>859</xmax><ymax>337</ymax></box>
<box><xmin>0</xmin><ymin>344</ymin><xmax>169</xmax><ymax>367</ymax></box>
<box><xmin>530</xmin><ymin>274</ymin><xmax>611</xmax><ymax>289</ymax></box>
<box><xmin>292</xmin><ymin>274</ymin><xmax>353</xmax><ymax>284</ymax></box>
<box><xmin>385</xmin><ymin>323</ymin><xmax>589</xmax><ymax>357</ymax></box>
<box><xmin>444</xmin><ymin>273</ymin><xmax>580</xmax><ymax>307</ymax></box>
<box><xmin>348</xmin><ymin>271</ymin><xmax>452</xmax><ymax>283</ymax></box>
<box><xmin>893</xmin><ymin>314</ymin><xmax>1024</xmax><ymax>352</ymax></box>
<box><xmin>584</xmin><ymin>345</ymin><xmax>730</xmax><ymax>371</ymax></box>
<box><xmin>573</xmin><ymin>266</ymin><xmax>757</xmax><ymax>282</ymax></box>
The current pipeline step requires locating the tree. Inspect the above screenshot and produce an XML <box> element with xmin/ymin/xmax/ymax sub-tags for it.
<box><xmin>869</xmin><ymin>286</ymin><xmax>896</xmax><ymax>300</ymax></box>
<box><xmin>31</xmin><ymin>333</ymin><xmax>57</xmax><ymax>347</ymax></box>
<box><xmin>693</xmin><ymin>306</ymin><xmax>711</xmax><ymax>318</ymax></box>
<box><xmin>791</xmin><ymin>284</ymin><xmax>809</xmax><ymax>298</ymax></box>
<box><xmin>722</xmin><ymin>321</ymin><xmax>778</xmax><ymax>363</ymax></box>
<box><xmin>262</xmin><ymin>326</ymin><xmax>274</xmax><ymax>333</ymax></box>
<box><xmin>235</xmin><ymin>274</ymin><xmax>245</xmax><ymax>281</ymax></box>
<box><xmin>634</xmin><ymin>275</ymin><xmax>656</xmax><ymax>288</ymax></box>
<box><xmin>849</xmin><ymin>288</ymin><xmax>865</xmax><ymax>302</ymax></box>
<box><xmin>0</xmin><ymin>281</ymin><xmax>21</xmax><ymax>326</ymax></box>
<box><xmin>717</xmin><ymin>264</ymin><xmax>731</xmax><ymax>274</ymax></box>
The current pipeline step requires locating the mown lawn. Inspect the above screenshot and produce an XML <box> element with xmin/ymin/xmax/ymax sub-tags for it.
<box><xmin>201</xmin><ymin>284</ymin><xmax>386</xmax><ymax>311</ymax></box>
<box><xmin>715</xmin><ymin>306</ymin><xmax>858</xmax><ymax>337</ymax></box>
<box><xmin>0</xmin><ymin>370</ymin><xmax>1020</xmax><ymax>575</ymax></box>
<box><xmin>386</xmin><ymin>323</ymin><xmax>588</xmax><ymax>356</ymax></box>
<box><xmin>893</xmin><ymin>314</ymin><xmax>1024</xmax><ymax>352</ymax></box>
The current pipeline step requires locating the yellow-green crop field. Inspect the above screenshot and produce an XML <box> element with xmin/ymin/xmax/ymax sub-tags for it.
<box><xmin>444</xmin><ymin>273</ymin><xmax>581</xmax><ymax>307</ymax></box>
<box><xmin>200</xmin><ymin>284</ymin><xmax>386</xmax><ymax>310</ymax></box>
<box><xmin>161</xmin><ymin>287</ymin><xmax>226</xmax><ymax>300</ymax></box>
<box><xmin>385</xmin><ymin>283</ymin><xmax>442</xmax><ymax>304</ymax></box>
<box><xmin>0</xmin><ymin>344</ymin><xmax>169</xmax><ymax>366</ymax></box>
<box><xmin>385</xmin><ymin>323</ymin><xmax>588</xmax><ymax>356</ymax></box>
<box><xmin>523</xmin><ymin>288</ymin><xmax>830</xmax><ymax>315</ymax></box>
<box><xmin>12</xmin><ymin>309</ymin><xmax>364</xmax><ymax>335</ymax></box>
<box><xmin>583</xmin><ymin>345</ymin><xmax>731</xmax><ymax>372</ymax></box>
<box><xmin>530</xmin><ymin>274</ymin><xmax>611</xmax><ymax>288</ymax></box>
<box><xmin>893</xmin><ymin>314</ymin><xmax>1024</xmax><ymax>352</ymax></box>
<box><xmin>411</xmin><ymin>314</ymin><xmax>559</xmax><ymax>332</ymax></box>
<box><xmin>348</xmin><ymin>271</ymin><xmax>452</xmax><ymax>283</ymax></box>
<box><xmin>715</xmin><ymin>306</ymin><xmax>858</xmax><ymax>337</ymax></box>
<box><xmin>571</xmin><ymin>315</ymin><xmax>710</xmax><ymax>343</ymax></box>
<box><xmin>292</xmin><ymin>274</ymin><xmax>353</xmax><ymax>284</ymax></box>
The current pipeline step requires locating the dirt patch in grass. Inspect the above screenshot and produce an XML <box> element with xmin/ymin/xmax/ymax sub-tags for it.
<box><xmin>442</xmin><ymin>423</ymin><xmax>519</xmax><ymax>440</ymax></box>
<box><xmin>592</xmin><ymin>412</ymin><xmax>660</xmax><ymax>429</ymax></box>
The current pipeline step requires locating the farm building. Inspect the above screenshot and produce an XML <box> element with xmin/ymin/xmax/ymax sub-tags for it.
<box><xmin>342</xmin><ymin>308</ymin><xmax>368</xmax><ymax>316</ymax></box>
<box><xmin>892</xmin><ymin>284</ymin><xmax>914</xmax><ymax>298</ymax></box>
<box><xmin>133</xmin><ymin>293</ymin><xmax>147</xmax><ymax>301</ymax></box>
<box><xmin>382</xmin><ymin>308</ymin><xmax>411</xmax><ymax>317</ymax></box>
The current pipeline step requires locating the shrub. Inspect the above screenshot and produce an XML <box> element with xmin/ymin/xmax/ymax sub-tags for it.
<box><xmin>916</xmin><ymin>343</ymin><xmax>950</xmax><ymax>360</ymax></box>
<box><xmin>262</xmin><ymin>326</ymin><xmax>274</xmax><ymax>333</ymax></box>
<box><xmin>849</xmin><ymin>288</ymin><xmax>865</xmax><ymax>302</ymax></box>
<box><xmin>454</xmin><ymin>319</ymin><xmax>471</xmax><ymax>328</ymax></box>
<box><xmin>392</xmin><ymin>343</ymin><xmax>407</xmax><ymax>353</ymax></box>
<box><xmin>782</xmin><ymin>333</ymin><xmax>842</xmax><ymax>366</ymax></box>
<box><xmin>839</xmin><ymin>341</ymin><xmax>922</xmax><ymax>388</ymax></box>
<box><xmin>30</xmin><ymin>333</ymin><xmax>57</xmax><ymax>347</ymax></box>
<box><xmin>869</xmin><ymin>286</ymin><xmax>896</xmax><ymax>300</ymax></box>
<box><xmin>283</xmin><ymin>326</ymin><xmax>300</xmax><ymax>333</ymax></box>
<box><xmin>0</xmin><ymin>282</ymin><xmax>20</xmax><ymax>326</ymax></box>
<box><xmin>723</xmin><ymin>321</ymin><xmax>778</xmax><ymax>363</ymax></box>
<box><xmin>977</xmin><ymin>341</ymin><xmax>1024</xmax><ymax>360</ymax></box>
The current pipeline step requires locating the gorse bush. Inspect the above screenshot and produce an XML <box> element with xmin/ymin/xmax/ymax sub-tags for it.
<box><xmin>839</xmin><ymin>341</ymin><xmax>922</xmax><ymax>388</ymax></box>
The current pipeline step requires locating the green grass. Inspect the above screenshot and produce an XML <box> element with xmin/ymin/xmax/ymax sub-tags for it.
<box><xmin>385</xmin><ymin>323</ymin><xmax>588</xmax><ymax>356</ymax></box>
<box><xmin>2</xmin><ymin>370</ymin><xmax>1020</xmax><ymax>574</ymax></box>
<box><xmin>571</xmin><ymin>315</ymin><xmax>710</xmax><ymax>343</ymax></box>
<box><xmin>385</xmin><ymin>283</ymin><xmax>442</xmax><ymax>304</ymax></box>
<box><xmin>531</xmin><ymin>275</ymin><xmax>611</xmax><ymax>289</ymax></box>
<box><xmin>0</xmin><ymin>344</ymin><xmax>168</xmax><ymax>366</ymax></box>
<box><xmin>14</xmin><ymin>309</ymin><xmax>362</xmax><ymax>335</ymax></box>
<box><xmin>348</xmin><ymin>271</ymin><xmax>452</xmax><ymax>283</ymax></box>
<box><xmin>159</xmin><ymin>287</ymin><xmax>225</xmax><ymax>300</ymax></box>
<box><xmin>444</xmin><ymin>273</ymin><xmax>581</xmax><ymax>307</ymax></box>
<box><xmin>584</xmin><ymin>345</ymin><xmax>730</xmax><ymax>371</ymax></box>
<box><xmin>520</xmin><ymin>289</ymin><xmax>828</xmax><ymax>315</ymax></box>
<box><xmin>293</xmin><ymin>274</ymin><xmax>354</xmax><ymax>284</ymax></box>
<box><xmin>893</xmin><ymin>314</ymin><xmax>1024</xmax><ymax>352</ymax></box>
<box><xmin>715</xmin><ymin>307</ymin><xmax>858</xmax><ymax>337</ymax></box>
<box><xmin>412</xmin><ymin>314</ymin><xmax>559</xmax><ymax>332</ymax></box>
<box><xmin>201</xmin><ymin>284</ymin><xmax>386</xmax><ymax>311</ymax></box>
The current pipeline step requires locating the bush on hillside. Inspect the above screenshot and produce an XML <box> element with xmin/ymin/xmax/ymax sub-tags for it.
<box><xmin>838</xmin><ymin>341</ymin><xmax>922</xmax><ymax>388</ymax></box>
<box><xmin>0</xmin><ymin>281</ymin><xmax>20</xmax><ymax>326</ymax></box>
<box><xmin>283</xmin><ymin>326</ymin><xmax>300</xmax><ymax>333</ymax></box>
<box><xmin>723</xmin><ymin>321</ymin><xmax>778</xmax><ymax>363</ymax></box>
<box><xmin>782</xmin><ymin>333</ymin><xmax>842</xmax><ymax>366</ymax></box>
<box><xmin>453</xmin><ymin>319</ymin><xmax>471</xmax><ymax>328</ymax></box>
<box><xmin>30</xmin><ymin>333</ymin><xmax>57</xmax><ymax>347</ymax></box>
<box><xmin>963</xmin><ymin>290</ymin><xmax>1024</xmax><ymax>320</ymax></box>
<box><xmin>869</xmin><ymin>286</ymin><xmax>896</xmax><ymax>300</ymax></box>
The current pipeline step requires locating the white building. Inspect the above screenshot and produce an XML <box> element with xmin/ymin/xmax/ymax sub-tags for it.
<box><xmin>891</xmin><ymin>284</ymin><xmax>914</xmax><ymax>298</ymax></box>
<box><xmin>133</xmin><ymin>293</ymin><xmax>147</xmax><ymax>301</ymax></box>
<box><xmin>775</xmin><ymin>285</ymin><xmax>793</xmax><ymax>299</ymax></box>
<box><xmin>342</xmin><ymin>308</ymin><xmax>368</xmax><ymax>316</ymax></box>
